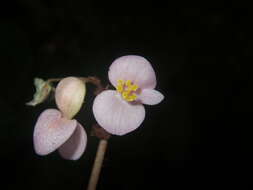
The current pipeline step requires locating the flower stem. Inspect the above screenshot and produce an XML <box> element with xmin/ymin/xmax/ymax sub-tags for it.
<box><xmin>47</xmin><ymin>78</ymin><xmax>62</xmax><ymax>83</ymax></box>
<box><xmin>87</xmin><ymin>139</ymin><xmax>108</xmax><ymax>190</ymax></box>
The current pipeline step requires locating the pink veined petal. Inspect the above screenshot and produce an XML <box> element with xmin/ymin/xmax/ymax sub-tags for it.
<box><xmin>58</xmin><ymin>123</ymin><xmax>87</xmax><ymax>160</ymax></box>
<box><xmin>108</xmin><ymin>55</ymin><xmax>157</xmax><ymax>89</ymax></box>
<box><xmin>33</xmin><ymin>109</ymin><xmax>77</xmax><ymax>156</ymax></box>
<box><xmin>92</xmin><ymin>90</ymin><xmax>145</xmax><ymax>136</ymax></box>
<box><xmin>138</xmin><ymin>89</ymin><xmax>164</xmax><ymax>105</ymax></box>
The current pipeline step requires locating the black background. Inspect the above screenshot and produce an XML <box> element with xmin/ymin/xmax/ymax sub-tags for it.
<box><xmin>0</xmin><ymin>0</ymin><xmax>252</xmax><ymax>189</ymax></box>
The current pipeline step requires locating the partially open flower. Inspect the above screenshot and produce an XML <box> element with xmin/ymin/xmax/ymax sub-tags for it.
<box><xmin>92</xmin><ymin>55</ymin><xmax>164</xmax><ymax>135</ymax></box>
<box><xmin>33</xmin><ymin>109</ymin><xmax>87</xmax><ymax>160</ymax></box>
<box><xmin>55</xmin><ymin>77</ymin><xmax>86</xmax><ymax>119</ymax></box>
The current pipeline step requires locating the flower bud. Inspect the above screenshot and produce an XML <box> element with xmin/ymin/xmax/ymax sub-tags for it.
<box><xmin>55</xmin><ymin>77</ymin><xmax>86</xmax><ymax>119</ymax></box>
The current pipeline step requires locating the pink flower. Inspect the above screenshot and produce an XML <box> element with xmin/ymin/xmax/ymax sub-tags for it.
<box><xmin>33</xmin><ymin>77</ymin><xmax>87</xmax><ymax>160</ymax></box>
<box><xmin>92</xmin><ymin>55</ymin><xmax>164</xmax><ymax>136</ymax></box>
<box><xmin>33</xmin><ymin>109</ymin><xmax>87</xmax><ymax>160</ymax></box>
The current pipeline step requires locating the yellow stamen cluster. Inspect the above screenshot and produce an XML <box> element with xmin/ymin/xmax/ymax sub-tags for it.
<box><xmin>116</xmin><ymin>79</ymin><xmax>139</xmax><ymax>102</ymax></box>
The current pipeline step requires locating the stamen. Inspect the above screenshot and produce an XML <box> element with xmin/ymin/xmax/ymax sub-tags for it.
<box><xmin>116</xmin><ymin>80</ymin><xmax>124</xmax><ymax>93</ymax></box>
<box><xmin>116</xmin><ymin>79</ymin><xmax>139</xmax><ymax>102</ymax></box>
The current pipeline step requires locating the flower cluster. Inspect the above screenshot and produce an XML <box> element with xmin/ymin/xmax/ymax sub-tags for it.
<box><xmin>31</xmin><ymin>55</ymin><xmax>164</xmax><ymax>160</ymax></box>
<box><xmin>33</xmin><ymin>77</ymin><xmax>87</xmax><ymax>160</ymax></box>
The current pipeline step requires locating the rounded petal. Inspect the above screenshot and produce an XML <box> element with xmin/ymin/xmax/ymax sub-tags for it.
<box><xmin>58</xmin><ymin>123</ymin><xmax>87</xmax><ymax>160</ymax></box>
<box><xmin>33</xmin><ymin>109</ymin><xmax>77</xmax><ymax>156</ymax></box>
<box><xmin>108</xmin><ymin>55</ymin><xmax>157</xmax><ymax>89</ymax></box>
<box><xmin>138</xmin><ymin>89</ymin><xmax>164</xmax><ymax>105</ymax></box>
<box><xmin>92</xmin><ymin>90</ymin><xmax>145</xmax><ymax>136</ymax></box>
<box><xmin>55</xmin><ymin>77</ymin><xmax>86</xmax><ymax>119</ymax></box>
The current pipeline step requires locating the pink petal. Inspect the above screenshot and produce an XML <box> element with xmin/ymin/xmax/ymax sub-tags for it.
<box><xmin>58</xmin><ymin>123</ymin><xmax>87</xmax><ymax>160</ymax></box>
<box><xmin>138</xmin><ymin>89</ymin><xmax>164</xmax><ymax>105</ymax></box>
<box><xmin>108</xmin><ymin>55</ymin><xmax>157</xmax><ymax>89</ymax></box>
<box><xmin>55</xmin><ymin>77</ymin><xmax>86</xmax><ymax>119</ymax></box>
<box><xmin>33</xmin><ymin>109</ymin><xmax>77</xmax><ymax>156</ymax></box>
<box><xmin>92</xmin><ymin>90</ymin><xmax>145</xmax><ymax>135</ymax></box>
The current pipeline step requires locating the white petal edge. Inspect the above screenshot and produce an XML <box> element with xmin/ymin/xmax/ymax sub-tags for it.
<box><xmin>92</xmin><ymin>90</ymin><xmax>145</xmax><ymax>136</ymax></box>
<box><xmin>108</xmin><ymin>55</ymin><xmax>157</xmax><ymax>89</ymax></box>
<box><xmin>138</xmin><ymin>89</ymin><xmax>164</xmax><ymax>105</ymax></box>
<box><xmin>33</xmin><ymin>109</ymin><xmax>77</xmax><ymax>156</ymax></box>
<box><xmin>58</xmin><ymin>123</ymin><xmax>87</xmax><ymax>160</ymax></box>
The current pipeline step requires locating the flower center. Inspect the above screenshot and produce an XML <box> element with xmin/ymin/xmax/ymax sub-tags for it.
<box><xmin>116</xmin><ymin>79</ymin><xmax>139</xmax><ymax>102</ymax></box>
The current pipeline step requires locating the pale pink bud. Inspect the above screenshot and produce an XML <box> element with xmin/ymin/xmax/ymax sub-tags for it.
<box><xmin>55</xmin><ymin>77</ymin><xmax>86</xmax><ymax>119</ymax></box>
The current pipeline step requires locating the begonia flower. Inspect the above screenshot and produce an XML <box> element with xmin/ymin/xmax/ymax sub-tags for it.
<box><xmin>92</xmin><ymin>55</ymin><xmax>164</xmax><ymax>136</ymax></box>
<box><xmin>33</xmin><ymin>109</ymin><xmax>87</xmax><ymax>160</ymax></box>
<box><xmin>33</xmin><ymin>77</ymin><xmax>87</xmax><ymax>160</ymax></box>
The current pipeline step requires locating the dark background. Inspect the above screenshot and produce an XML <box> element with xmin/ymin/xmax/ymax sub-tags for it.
<box><xmin>0</xmin><ymin>0</ymin><xmax>252</xmax><ymax>189</ymax></box>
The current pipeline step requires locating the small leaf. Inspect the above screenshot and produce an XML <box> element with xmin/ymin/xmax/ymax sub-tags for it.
<box><xmin>26</xmin><ymin>78</ymin><xmax>52</xmax><ymax>106</ymax></box>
